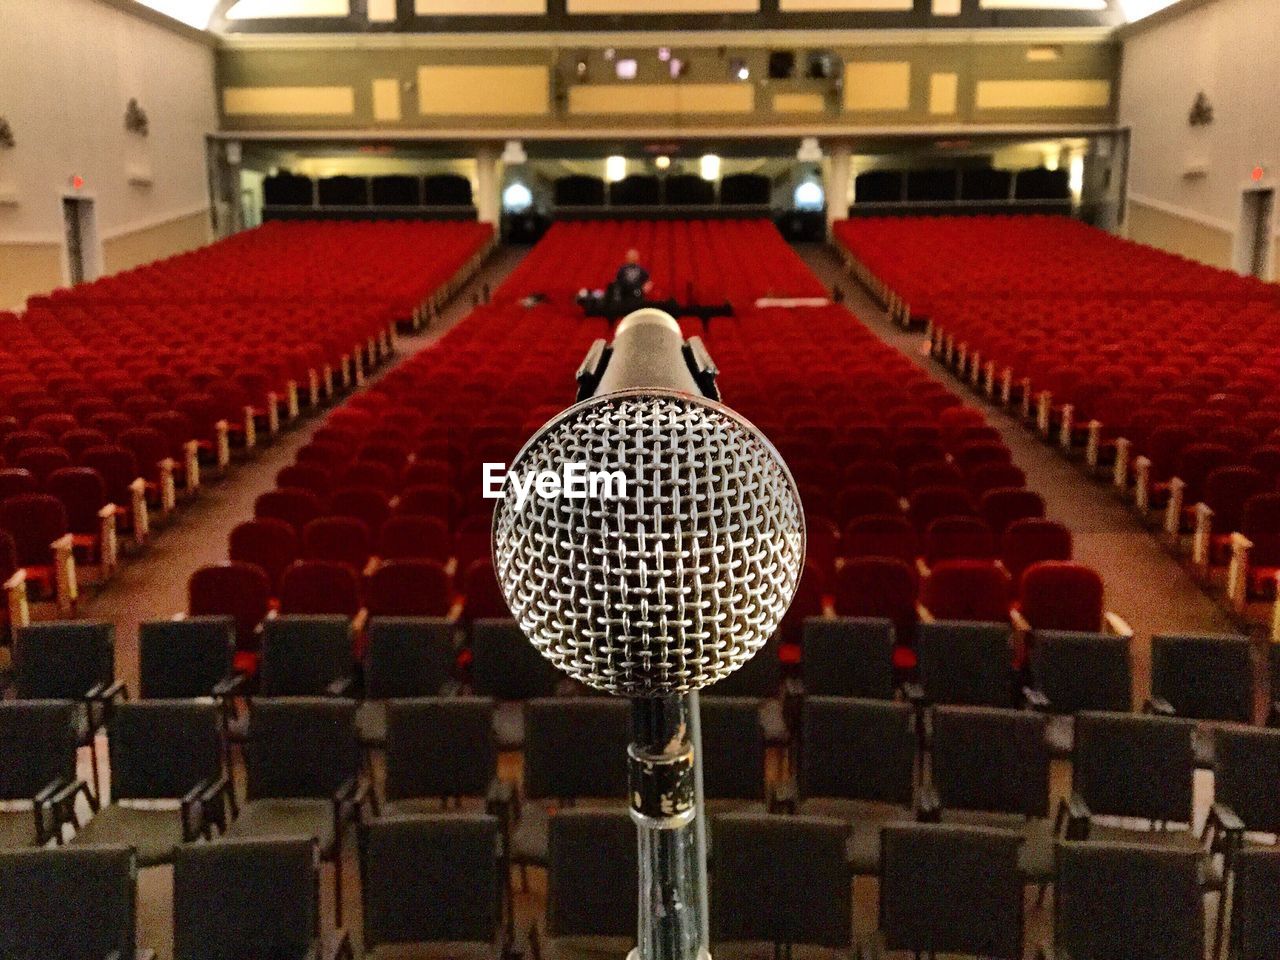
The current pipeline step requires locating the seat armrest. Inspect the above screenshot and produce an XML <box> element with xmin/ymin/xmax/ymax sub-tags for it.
<box><xmin>916</xmin><ymin>603</ymin><xmax>935</xmax><ymax>624</ymax></box>
<box><xmin>325</xmin><ymin>674</ymin><xmax>357</xmax><ymax>698</ymax></box>
<box><xmin>202</xmin><ymin>774</ymin><xmax>237</xmax><ymax>832</ymax></box>
<box><xmin>87</xmin><ymin>678</ymin><xmax>128</xmax><ymax>703</ymax></box>
<box><xmin>1022</xmin><ymin>687</ymin><xmax>1051</xmax><ymax>711</ymax></box>
<box><xmin>769</xmin><ymin>779</ymin><xmax>798</xmax><ymax>814</ymax></box>
<box><xmin>211</xmin><ymin>673</ymin><xmax>244</xmax><ymax>698</ymax></box>
<box><xmin>486</xmin><ymin>778</ymin><xmax>515</xmax><ymax>820</ymax></box>
<box><xmin>41</xmin><ymin>777</ymin><xmax>97</xmax><ymax>821</ymax></box>
<box><xmin>1009</xmin><ymin>608</ymin><xmax>1031</xmax><ymax>632</ymax></box>
<box><xmin>1144</xmin><ymin>696</ymin><xmax>1176</xmax><ymax>716</ymax></box>
<box><xmin>4</xmin><ymin>567</ymin><xmax>29</xmax><ymax>631</ymax></box>
<box><xmin>916</xmin><ymin>783</ymin><xmax>942</xmax><ymax>823</ymax></box>
<box><xmin>309</xmin><ymin>929</ymin><xmax>354</xmax><ymax>960</ymax></box>
<box><xmin>1210</xmin><ymin>802</ymin><xmax>1245</xmax><ymax>836</ymax></box>
<box><xmin>1056</xmin><ymin>792</ymin><xmax>1092</xmax><ymax>840</ymax></box>
<box><xmin>180</xmin><ymin>778</ymin><xmax>211</xmax><ymax>843</ymax></box>
<box><xmin>335</xmin><ymin>775</ymin><xmax>378</xmax><ymax>821</ymax></box>
<box><xmin>32</xmin><ymin>777</ymin><xmax>72</xmax><ymax>844</ymax></box>
<box><xmin>901</xmin><ymin>682</ymin><xmax>926</xmax><ymax>706</ymax></box>
<box><xmin>350</xmin><ymin>608</ymin><xmax>368</xmax><ymax>636</ymax></box>
<box><xmin>1270</xmin><ymin>701</ymin><xmax>1280</xmax><ymax>729</ymax></box>
<box><xmin>1104</xmin><ymin>612</ymin><xmax>1134</xmax><ymax>638</ymax></box>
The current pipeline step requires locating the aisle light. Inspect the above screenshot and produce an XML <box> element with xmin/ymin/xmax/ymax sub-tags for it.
<box><xmin>502</xmin><ymin>182</ymin><xmax>533</xmax><ymax>213</ymax></box>
<box><xmin>655</xmin><ymin>156</ymin><xmax>671</xmax><ymax>170</ymax></box>
<box><xmin>1069</xmin><ymin>153</ymin><xmax>1086</xmax><ymax>201</ymax></box>
<box><xmin>794</xmin><ymin>180</ymin><xmax>824</xmax><ymax>211</ymax></box>
<box><xmin>700</xmin><ymin>154</ymin><xmax>721</xmax><ymax>181</ymax></box>
<box><xmin>606</xmin><ymin>155</ymin><xmax>627</xmax><ymax>182</ymax></box>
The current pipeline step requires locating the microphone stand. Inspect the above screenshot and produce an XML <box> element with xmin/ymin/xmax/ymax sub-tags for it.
<box><xmin>629</xmin><ymin>694</ymin><xmax>711</xmax><ymax>960</ymax></box>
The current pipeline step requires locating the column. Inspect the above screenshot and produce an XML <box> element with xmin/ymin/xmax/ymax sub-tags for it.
<box><xmin>475</xmin><ymin>144</ymin><xmax>502</xmax><ymax>227</ymax></box>
<box><xmin>824</xmin><ymin>140</ymin><xmax>852</xmax><ymax>237</ymax></box>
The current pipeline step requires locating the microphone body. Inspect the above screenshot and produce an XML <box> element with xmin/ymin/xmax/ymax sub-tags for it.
<box><xmin>492</xmin><ymin>309</ymin><xmax>805</xmax><ymax>960</ymax></box>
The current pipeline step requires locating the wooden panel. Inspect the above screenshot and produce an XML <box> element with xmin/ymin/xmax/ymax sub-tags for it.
<box><xmin>225</xmin><ymin>0</ymin><xmax>349</xmax><ymax>18</ymax></box>
<box><xmin>568</xmin><ymin>83</ymin><xmax>755</xmax><ymax>115</ymax></box>
<box><xmin>103</xmin><ymin>212</ymin><xmax>212</xmax><ymax>275</ymax></box>
<box><xmin>932</xmin><ymin>0</ymin><xmax>962</xmax><ymax>12</ymax></box>
<box><xmin>1127</xmin><ymin>200</ymin><xmax>1233</xmax><ymax>270</ymax></box>
<box><xmin>929</xmin><ymin>72</ymin><xmax>958</xmax><ymax>114</ymax></box>
<box><xmin>417</xmin><ymin>65</ymin><xmax>549</xmax><ymax>115</ymax></box>
<box><xmin>772</xmin><ymin>92</ymin><xmax>826</xmax><ymax>113</ymax></box>
<box><xmin>372</xmin><ymin>78</ymin><xmax>402</xmax><ymax>121</ymax></box>
<box><xmin>0</xmin><ymin>244</ymin><xmax>63</xmax><ymax>311</ymax></box>
<box><xmin>567</xmin><ymin>0</ymin><xmax>755</xmax><ymax>9</ymax></box>
<box><xmin>843</xmin><ymin>62</ymin><xmax>911</xmax><ymax>111</ymax></box>
<box><xmin>368</xmin><ymin>0</ymin><xmax>397</xmax><ymax>19</ymax></box>
<box><xmin>780</xmin><ymin>0</ymin><xmax>912</xmax><ymax>9</ymax></box>
<box><xmin>223</xmin><ymin>86</ymin><xmax>355</xmax><ymax>115</ymax></box>
<box><xmin>975</xmin><ymin>79</ymin><xmax>1111</xmax><ymax>109</ymax></box>
<box><xmin>414</xmin><ymin>0</ymin><xmax>545</xmax><ymax>12</ymax></box>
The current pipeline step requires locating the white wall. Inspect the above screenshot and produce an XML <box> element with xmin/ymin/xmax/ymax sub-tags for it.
<box><xmin>0</xmin><ymin>0</ymin><xmax>217</xmax><ymax>300</ymax></box>
<box><xmin>1118</xmin><ymin>0</ymin><xmax>1280</xmax><ymax>272</ymax></box>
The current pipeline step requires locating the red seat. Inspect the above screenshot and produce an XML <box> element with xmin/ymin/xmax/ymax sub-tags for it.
<box><xmin>78</xmin><ymin>445</ymin><xmax>141</xmax><ymax>512</ymax></box>
<box><xmin>904</xmin><ymin>461</ymin><xmax>964</xmax><ymax>494</ymax></box>
<box><xmin>59</xmin><ymin>428</ymin><xmax>110</xmax><ymax>462</ymax></box>
<box><xmin>337</xmin><ymin>461</ymin><xmax>399</xmax><ymax>496</ymax></box>
<box><xmin>0</xmin><ymin>468</ymin><xmax>37</xmax><ymax>502</ymax></box>
<box><xmin>1241</xmin><ymin>493</ymin><xmax>1280</xmax><ymax>596</ymax></box>
<box><xmin>301</xmin><ymin>516</ymin><xmax>373</xmax><ymax>572</ymax></box>
<box><xmin>921</xmin><ymin>560</ymin><xmax>1012</xmax><ymax>623</ymax></box>
<box><xmin>327</xmin><ymin>485</ymin><xmax>392</xmax><ymax>533</ymax></box>
<box><xmin>377</xmin><ymin>515</ymin><xmax>452</xmax><ymax>563</ymax></box>
<box><xmin>841</xmin><ymin>514</ymin><xmax>918</xmax><ymax>564</ymax></box>
<box><xmin>45</xmin><ymin>467</ymin><xmax>108</xmax><ymax>539</ymax></box>
<box><xmin>278</xmin><ymin>559</ymin><xmax>363</xmax><ymax>618</ymax></box>
<box><xmin>1201</xmin><ymin>466</ymin><xmax>1267</xmax><ymax>536</ymax></box>
<box><xmin>907</xmin><ymin>485</ymin><xmax>975</xmax><ymax>533</ymax></box>
<box><xmin>15</xmin><ymin>447</ymin><xmax>71</xmax><ymax>483</ymax></box>
<box><xmin>452</xmin><ymin>514</ymin><xmax>492</xmax><ymax>572</ymax></box>
<box><xmin>460</xmin><ymin>558</ymin><xmax>510</xmax><ymax>620</ymax></box>
<box><xmin>835</xmin><ymin>484</ymin><xmax>902</xmax><ymax>525</ymax></box>
<box><xmin>833</xmin><ymin>556</ymin><xmax>919</xmax><ymax>643</ymax></box>
<box><xmin>394</xmin><ymin>484</ymin><xmax>461</xmax><ymax>525</ymax></box>
<box><xmin>923</xmin><ymin>516</ymin><xmax>996</xmax><ymax>566</ymax></box>
<box><xmin>778</xmin><ymin>559</ymin><xmax>827</xmax><ymax>652</ymax></box>
<box><xmin>366</xmin><ymin>559</ymin><xmax>452</xmax><ymax>617</ymax></box>
<box><xmin>254</xmin><ymin>487</ymin><xmax>324</xmax><ymax>535</ymax></box>
<box><xmin>967</xmin><ymin>462</ymin><xmax>1026</xmax><ymax>498</ymax></box>
<box><xmin>1017</xmin><ymin>561</ymin><xmax>1104</xmax><ymax>632</ymax></box>
<box><xmin>228</xmin><ymin>518</ymin><xmax>298</xmax><ymax>593</ymax></box>
<box><xmin>978</xmin><ymin>488</ymin><xmax>1046</xmax><ymax>536</ymax></box>
<box><xmin>275</xmin><ymin>464</ymin><xmax>332</xmax><ymax>499</ymax></box>
<box><xmin>188</xmin><ymin>561</ymin><xmax>272</xmax><ymax>670</ymax></box>
<box><xmin>1000</xmin><ymin>518</ymin><xmax>1073</xmax><ymax>584</ymax></box>
<box><xmin>117</xmin><ymin>428</ymin><xmax>171</xmax><ymax>487</ymax></box>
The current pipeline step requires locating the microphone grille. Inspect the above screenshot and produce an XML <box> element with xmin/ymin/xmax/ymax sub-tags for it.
<box><xmin>492</xmin><ymin>390</ymin><xmax>805</xmax><ymax>697</ymax></box>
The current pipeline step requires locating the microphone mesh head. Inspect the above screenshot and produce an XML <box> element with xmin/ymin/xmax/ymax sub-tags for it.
<box><xmin>492</xmin><ymin>389</ymin><xmax>805</xmax><ymax>697</ymax></box>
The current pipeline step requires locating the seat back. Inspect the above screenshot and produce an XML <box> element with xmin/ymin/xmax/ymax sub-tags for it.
<box><xmin>228</xmin><ymin>517</ymin><xmax>298</xmax><ymax>591</ymax></box>
<box><xmin>1073</xmin><ymin>711</ymin><xmax>1194</xmax><ymax>824</ymax></box>
<box><xmin>921</xmin><ymin>561</ymin><xmax>1012</xmax><ymax>624</ymax></box>
<box><xmin>361</xmin><ymin>814</ymin><xmax>502</xmax><ymax>950</ymax></box>
<box><xmin>108</xmin><ymin>701</ymin><xmax>222</xmax><ymax>801</ymax></box>
<box><xmin>801</xmin><ymin>617</ymin><xmax>895</xmax><ymax>699</ymax></box>
<box><xmin>0</xmin><ymin>493</ymin><xmax>68</xmax><ymax>567</ymax></box>
<box><xmin>278</xmin><ymin>560</ymin><xmax>362</xmax><ymax>618</ymax></box>
<box><xmin>384</xmin><ymin>697</ymin><xmax>497</xmax><ymax>801</ymax></box>
<box><xmin>12</xmin><ymin>621</ymin><xmax>113</xmax><ymax>700</ymax></box>
<box><xmin>1054</xmin><ymin>841</ymin><xmax>1204</xmax><ymax>960</ymax></box>
<box><xmin>546</xmin><ymin>809</ymin><xmax>637</xmax><ymax>939</ymax></box>
<box><xmin>698</xmin><ymin>697</ymin><xmax>766</xmax><ymax>801</ymax></box>
<box><xmin>1030</xmin><ymin>630</ymin><xmax>1132</xmax><ymax>716</ymax></box>
<box><xmin>523</xmin><ymin>698</ymin><xmax>629</xmax><ymax>800</ymax></box>
<box><xmin>1230</xmin><ymin>848</ymin><xmax>1280</xmax><ymax>960</ymax></box>
<box><xmin>1000</xmin><ymin>517</ymin><xmax>1072</xmax><ymax>583</ymax></box>
<box><xmin>0</xmin><ymin>701</ymin><xmax>78</xmax><ymax>803</ymax></box>
<box><xmin>799</xmin><ymin>697</ymin><xmax>915</xmax><ymax>805</ymax></box>
<box><xmin>258</xmin><ymin>615</ymin><xmax>351</xmax><ymax>696</ymax></box>
<box><xmin>244</xmin><ymin>698</ymin><xmax>361</xmax><ymax>800</ymax></box>
<box><xmin>918</xmin><ymin>620</ymin><xmax>1016</xmax><ymax>707</ymax></box>
<box><xmin>470</xmin><ymin>618</ymin><xmax>562</xmax><ymax>700</ymax></box>
<box><xmin>1150</xmin><ymin>633</ymin><xmax>1254</xmax><ymax>724</ymax></box>
<box><xmin>366</xmin><ymin>558</ymin><xmax>452</xmax><ymax>617</ymax></box>
<box><xmin>1213</xmin><ymin>726</ymin><xmax>1280</xmax><ymax>835</ymax></box>
<box><xmin>173</xmin><ymin>837</ymin><xmax>317</xmax><ymax>960</ymax></box>
<box><xmin>186</xmin><ymin>563</ymin><xmax>271</xmax><ymax>654</ymax></box>
<box><xmin>364</xmin><ymin>617</ymin><xmax>455</xmax><ymax>698</ymax></box>
<box><xmin>930</xmin><ymin>705</ymin><xmax>1049</xmax><ymax>817</ymax></box>
<box><xmin>1018</xmin><ymin>561</ymin><xmax>1103</xmax><ymax>632</ymax></box>
<box><xmin>0</xmin><ymin>845</ymin><xmax>139</xmax><ymax>960</ymax></box>
<box><xmin>711</xmin><ymin>812</ymin><xmax>852</xmax><ymax>948</ymax></box>
<box><xmin>880</xmin><ymin>823</ymin><xmax>1024</xmax><ymax>959</ymax></box>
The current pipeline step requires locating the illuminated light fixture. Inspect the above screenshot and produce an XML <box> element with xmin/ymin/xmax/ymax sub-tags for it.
<box><xmin>603</xmin><ymin>48</ymin><xmax>616</xmax><ymax>61</ymax></box>
<box><xmin>135</xmin><ymin>0</ymin><xmax>220</xmax><ymax>28</ymax></box>
<box><xmin>669</xmin><ymin>58</ymin><xmax>687</xmax><ymax>80</ymax></box>
<box><xmin>616</xmin><ymin>59</ymin><xmax>638</xmax><ymax>81</ymax></box>
<box><xmin>796</xmin><ymin>137</ymin><xmax>823</xmax><ymax>163</ymax></box>
<box><xmin>606</xmin><ymin>155</ymin><xmax>627</xmax><ymax>183</ymax></box>
<box><xmin>735</xmin><ymin>63</ymin><xmax>751</xmax><ymax>82</ymax></box>
<box><xmin>700</xmin><ymin>154</ymin><xmax>721</xmax><ymax>182</ymax></box>
<box><xmin>1025</xmin><ymin>46</ymin><xmax>1062</xmax><ymax>63</ymax></box>
<box><xmin>655</xmin><ymin>156</ymin><xmax>671</xmax><ymax>171</ymax></box>
<box><xmin>502</xmin><ymin>182</ymin><xmax>533</xmax><ymax>213</ymax></box>
<box><xmin>1044</xmin><ymin>149</ymin><xmax>1062</xmax><ymax>172</ymax></box>
<box><xmin>1118</xmin><ymin>0</ymin><xmax>1179</xmax><ymax>21</ymax></box>
<box><xmin>658</xmin><ymin>47</ymin><xmax>672</xmax><ymax>62</ymax></box>
<box><xmin>794</xmin><ymin>180</ymin><xmax>825</xmax><ymax>211</ymax></box>
<box><xmin>1252</xmin><ymin>165</ymin><xmax>1267</xmax><ymax>183</ymax></box>
<box><xmin>1069</xmin><ymin>153</ymin><xmax>1086</xmax><ymax>201</ymax></box>
<box><xmin>501</xmin><ymin>140</ymin><xmax>527</xmax><ymax>165</ymax></box>
<box><xmin>70</xmin><ymin>175</ymin><xmax>85</xmax><ymax>191</ymax></box>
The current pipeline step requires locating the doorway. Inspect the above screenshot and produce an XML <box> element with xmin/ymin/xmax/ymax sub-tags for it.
<box><xmin>1236</xmin><ymin>187</ymin><xmax>1275</xmax><ymax>280</ymax></box>
<box><xmin>61</xmin><ymin>196</ymin><xmax>100</xmax><ymax>287</ymax></box>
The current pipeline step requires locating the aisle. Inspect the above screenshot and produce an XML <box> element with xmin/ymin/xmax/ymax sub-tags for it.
<box><xmin>84</xmin><ymin>244</ymin><xmax>527</xmax><ymax>696</ymax></box>
<box><xmin>797</xmin><ymin>242</ymin><xmax>1239</xmax><ymax>703</ymax></box>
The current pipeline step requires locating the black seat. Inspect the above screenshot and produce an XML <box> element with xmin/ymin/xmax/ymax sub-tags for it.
<box><xmin>879</xmin><ymin>823</ymin><xmax>1024</xmax><ymax>959</ymax></box>
<box><xmin>1227</xmin><ymin>848</ymin><xmax>1280</xmax><ymax>960</ymax></box>
<box><xmin>469</xmin><ymin>618</ymin><xmax>562</xmax><ymax>749</ymax></box>
<box><xmin>138</xmin><ymin>616</ymin><xmax>238</xmax><ymax>700</ymax></box>
<box><xmin>258</xmin><ymin>614</ymin><xmax>356</xmax><ymax>697</ymax></box>
<box><xmin>800</xmin><ymin>617</ymin><xmax>895</xmax><ymax>699</ymax></box>
<box><xmin>1150</xmin><ymin>632</ymin><xmax>1254</xmax><ymax>767</ymax></box>
<box><xmin>698</xmin><ymin>696</ymin><xmax>767</xmax><ymax>810</ymax></box>
<box><xmin>0</xmin><ymin>700</ymin><xmax>80</xmax><ymax>849</ymax></box>
<box><xmin>0</xmin><ymin>844</ymin><xmax>146</xmax><ymax>960</ymax></box>
<box><xmin>1026</xmin><ymin>629</ymin><xmax>1132</xmax><ymax>754</ymax></box>
<box><xmin>540</xmin><ymin>809</ymin><xmax>638</xmax><ymax>959</ymax></box>
<box><xmin>358</xmin><ymin>616</ymin><xmax>456</xmax><ymax>746</ymax></box>
<box><xmin>917</xmin><ymin>620</ymin><xmax>1016</xmax><ymax>707</ymax></box>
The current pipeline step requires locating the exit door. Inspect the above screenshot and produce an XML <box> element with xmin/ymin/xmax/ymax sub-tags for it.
<box><xmin>61</xmin><ymin>196</ymin><xmax>99</xmax><ymax>286</ymax></box>
<box><xmin>1237</xmin><ymin>187</ymin><xmax>1275</xmax><ymax>280</ymax></box>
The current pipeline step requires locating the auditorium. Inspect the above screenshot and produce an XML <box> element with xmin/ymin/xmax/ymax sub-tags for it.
<box><xmin>1</xmin><ymin>0</ymin><xmax>1277</xmax><ymax>957</ymax></box>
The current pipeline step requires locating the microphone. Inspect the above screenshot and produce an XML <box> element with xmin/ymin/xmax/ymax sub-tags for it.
<box><xmin>491</xmin><ymin>309</ymin><xmax>805</xmax><ymax>960</ymax></box>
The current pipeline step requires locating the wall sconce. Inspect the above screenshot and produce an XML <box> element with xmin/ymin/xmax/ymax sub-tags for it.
<box><xmin>0</xmin><ymin>118</ymin><xmax>14</xmax><ymax>149</ymax></box>
<box><xmin>125</xmin><ymin>98</ymin><xmax>149</xmax><ymax>136</ymax></box>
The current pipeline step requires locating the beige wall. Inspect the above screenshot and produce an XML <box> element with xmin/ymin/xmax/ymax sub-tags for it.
<box><xmin>1126</xmin><ymin>200</ymin><xmax>1234</xmax><ymax>271</ymax></box>
<box><xmin>0</xmin><ymin>244</ymin><xmax>63</xmax><ymax>312</ymax></box>
<box><xmin>103</xmin><ymin>210</ymin><xmax>212</xmax><ymax>275</ymax></box>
